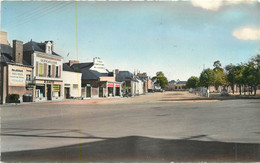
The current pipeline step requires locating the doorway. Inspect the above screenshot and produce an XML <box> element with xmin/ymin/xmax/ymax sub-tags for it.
<box><xmin>99</xmin><ymin>87</ymin><xmax>103</xmax><ymax>97</ymax></box>
<box><xmin>116</xmin><ymin>87</ymin><xmax>120</xmax><ymax>96</ymax></box>
<box><xmin>65</xmin><ymin>87</ymin><xmax>70</xmax><ymax>99</ymax></box>
<box><xmin>47</xmin><ymin>84</ymin><xmax>52</xmax><ymax>100</ymax></box>
<box><xmin>86</xmin><ymin>86</ymin><xmax>91</xmax><ymax>98</ymax></box>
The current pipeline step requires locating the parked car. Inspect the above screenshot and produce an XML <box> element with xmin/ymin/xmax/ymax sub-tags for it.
<box><xmin>220</xmin><ymin>89</ymin><xmax>229</xmax><ymax>96</ymax></box>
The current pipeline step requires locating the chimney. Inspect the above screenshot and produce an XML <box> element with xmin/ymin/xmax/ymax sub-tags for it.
<box><xmin>69</xmin><ymin>60</ymin><xmax>79</xmax><ymax>66</ymax></box>
<box><xmin>50</xmin><ymin>40</ymin><xmax>54</xmax><ymax>51</ymax></box>
<box><xmin>0</xmin><ymin>31</ymin><xmax>10</xmax><ymax>45</ymax></box>
<box><xmin>115</xmin><ymin>69</ymin><xmax>119</xmax><ymax>75</ymax></box>
<box><xmin>13</xmin><ymin>40</ymin><xmax>23</xmax><ymax>64</ymax></box>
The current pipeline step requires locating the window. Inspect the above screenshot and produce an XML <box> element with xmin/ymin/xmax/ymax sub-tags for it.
<box><xmin>55</xmin><ymin>66</ymin><xmax>59</xmax><ymax>78</ymax></box>
<box><xmin>53</xmin><ymin>85</ymin><xmax>60</xmax><ymax>96</ymax></box>
<box><xmin>36</xmin><ymin>84</ymin><xmax>45</xmax><ymax>97</ymax></box>
<box><xmin>39</xmin><ymin>64</ymin><xmax>43</xmax><ymax>76</ymax></box>
<box><xmin>47</xmin><ymin>45</ymin><xmax>51</xmax><ymax>54</ymax></box>
<box><xmin>26</xmin><ymin>74</ymin><xmax>31</xmax><ymax>81</ymax></box>
<box><xmin>73</xmin><ymin>84</ymin><xmax>78</xmax><ymax>88</ymax></box>
<box><xmin>48</xmin><ymin>65</ymin><xmax>51</xmax><ymax>77</ymax></box>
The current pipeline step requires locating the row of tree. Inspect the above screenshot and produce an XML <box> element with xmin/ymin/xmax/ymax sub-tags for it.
<box><xmin>186</xmin><ymin>54</ymin><xmax>260</xmax><ymax>96</ymax></box>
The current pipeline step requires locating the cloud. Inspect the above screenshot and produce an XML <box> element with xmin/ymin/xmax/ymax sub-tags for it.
<box><xmin>232</xmin><ymin>27</ymin><xmax>260</xmax><ymax>40</ymax></box>
<box><xmin>190</xmin><ymin>0</ymin><xmax>223</xmax><ymax>11</ymax></box>
<box><xmin>190</xmin><ymin>0</ymin><xmax>257</xmax><ymax>11</ymax></box>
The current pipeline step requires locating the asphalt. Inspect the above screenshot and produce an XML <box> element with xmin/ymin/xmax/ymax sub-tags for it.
<box><xmin>1</xmin><ymin>92</ymin><xmax>260</xmax><ymax>162</ymax></box>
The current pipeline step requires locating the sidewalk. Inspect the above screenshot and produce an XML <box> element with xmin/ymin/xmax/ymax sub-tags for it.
<box><xmin>0</xmin><ymin>97</ymin><xmax>122</xmax><ymax>106</ymax></box>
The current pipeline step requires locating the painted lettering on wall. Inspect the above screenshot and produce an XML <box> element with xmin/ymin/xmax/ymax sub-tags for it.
<box><xmin>10</xmin><ymin>68</ymin><xmax>25</xmax><ymax>85</ymax></box>
<box><xmin>40</xmin><ymin>59</ymin><xmax>57</xmax><ymax>65</ymax></box>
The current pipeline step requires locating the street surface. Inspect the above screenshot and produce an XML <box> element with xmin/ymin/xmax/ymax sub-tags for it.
<box><xmin>1</xmin><ymin>92</ymin><xmax>260</xmax><ymax>162</ymax></box>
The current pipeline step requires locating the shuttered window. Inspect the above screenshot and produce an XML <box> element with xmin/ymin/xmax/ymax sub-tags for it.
<box><xmin>39</xmin><ymin>64</ymin><xmax>43</xmax><ymax>76</ymax></box>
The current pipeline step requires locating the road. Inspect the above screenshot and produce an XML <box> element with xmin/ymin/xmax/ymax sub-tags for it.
<box><xmin>1</xmin><ymin>92</ymin><xmax>260</xmax><ymax>162</ymax></box>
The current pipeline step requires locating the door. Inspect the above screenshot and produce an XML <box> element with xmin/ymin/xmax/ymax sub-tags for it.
<box><xmin>65</xmin><ymin>87</ymin><xmax>70</xmax><ymax>99</ymax></box>
<box><xmin>47</xmin><ymin>84</ymin><xmax>52</xmax><ymax>100</ymax></box>
<box><xmin>116</xmin><ymin>87</ymin><xmax>120</xmax><ymax>96</ymax></box>
<box><xmin>86</xmin><ymin>86</ymin><xmax>91</xmax><ymax>98</ymax></box>
<box><xmin>99</xmin><ymin>87</ymin><xmax>103</xmax><ymax>97</ymax></box>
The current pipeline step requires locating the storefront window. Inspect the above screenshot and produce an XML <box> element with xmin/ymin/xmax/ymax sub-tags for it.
<box><xmin>36</xmin><ymin>84</ymin><xmax>45</xmax><ymax>97</ymax></box>
<box><xmin>53</xmin><ymin>85</ymin><xmax>60</xmax><ymax>97</ymax></box>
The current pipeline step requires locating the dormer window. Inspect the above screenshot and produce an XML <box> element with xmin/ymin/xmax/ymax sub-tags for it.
<box><xmin>47</xmin><ymin>46</ymin><xmax>51</xmax><ymax>54</ymax></box>
<box><xmin>45</xmin><ymin>41</ymin><xmax>52</xmax><ymax>54</ymax></box>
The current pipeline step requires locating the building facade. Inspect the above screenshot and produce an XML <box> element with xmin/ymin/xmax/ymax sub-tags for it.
<box><xmin>23</xmin><ymin>40</ymin><xmax>64</xmax><ymax>101</ymax></box>
<box><xmin>63</xmin><ymin>63</ymin><xmax>82</xmax><ymax>99</ymax></box>
<box><xmin>67</xmin><ymin>58</ymin><xmax>122</xmax><ymax>98</ymax></box>
<box><xmin>0</xmin><ymin>35</ymin><xmax>34</xmax><ymax>104</ymax></box>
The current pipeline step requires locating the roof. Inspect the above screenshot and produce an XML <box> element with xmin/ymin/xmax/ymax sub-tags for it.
<box><xmin>176</xmin><ymin>81</ymin><xmax>187</xmax><ymax>84</ymax></box>
<box><xmin>116</xmin><ymin>71</ymin><xmax>133</xmax><ymax>82</ymax></box>
<box><xmin>69</xmin><ymin>62</ymin><xmax>113</xmax><ymax>80</ymax></box>
<box><xmin>63</xmin><ymin>63</ymin><xmax>74</xmax><ymax>72</ymax></box>
<box><xmin>1</xmin><ymin>44</ymin><xmax>12</xmax><ymax>55</ymax></box>
<box><xmin>70</xmin><ymin>62</ymin><xmax>93</xmax><ymax>72</ymax></box>
<box><xmin>169</xmin><ymin>80</ymin><xmax>176</xmax><ymax>84</ymax></box>
<box><xmin>0</xmin><ymin>44</ymin><xmax>30</xmax><ymax>65</ymax></box>
<box><xmin>23</xmin><ymin>41</ymin><xmax>62</xmax><ymax>57</ymax></box>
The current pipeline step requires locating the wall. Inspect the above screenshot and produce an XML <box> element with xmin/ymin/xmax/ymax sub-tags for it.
<box><xmin>1</xmin><ymin>64</ymin><xmax>33</xmax><ymax>103</ymax></box>
<box><xmin>33</xmin><ymin>52</ymin><xmax>62</xmax><ymax>80</ymax></box>
<box><xmin>62</xmin><ymin>71</ymin><xmax>82</xmax><ymax>98</ymax></box>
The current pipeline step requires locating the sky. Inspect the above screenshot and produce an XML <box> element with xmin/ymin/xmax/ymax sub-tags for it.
<box><xmin>1</xmin><ymin>0</ymin><xmax>260</xmax><ymax>81</ymax></box>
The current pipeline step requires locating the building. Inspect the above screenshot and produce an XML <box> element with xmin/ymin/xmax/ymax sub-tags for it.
<box><xmin>67</xmin><ymin>58</ymin><xmax>122</xmax><ymax>98</ymax></box>
<box><xmin>23</xmin><ymin>40</ymin><xmax>64</xmax><ymax>101</ymax></box>
<box><xmin>116</xmin><ymin>70</ymin><xmax>145</xmax><ymax>96</ymax></box>
<box><xmin>0</xmin><ymin>31</ymin><xmax>34</xmax><ymax>104</ymax></box>
<box><xmin>175</xmin><ymin>81</ymin><xmax>187</xmax><ymax>90</ymax></box>
<box><xmin>137</xmin><ymin>72</ymin><xmax>153</xmax><ymax>93</ymax></box>
<box><xmin>62</xmin><ymin>63</ymin><xmax>82</xmax><ymax>99</ymax></box>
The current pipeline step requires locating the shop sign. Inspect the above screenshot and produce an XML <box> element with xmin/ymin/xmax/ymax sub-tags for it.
<box><xmin>40</xmin><ymin>59</ymin><xmax>57</xmax><ymax>65</ymax></box>
<box><xmin>107</xmin><ymin>84</ymin><xmax>114</xmax><ymax>87</ymax></box>
<box><xmin>115</xmin><ymin>84</ymin><xmax>120</xmax><ymax>88</ymax></box>
<box><xmin>9</xmin><ymin>68</ymin><xmax>25</xmax><ymax>85</ymax></box>
<box><xmin>53</xmin><ymin>85</ymin><xmax>60</xmax><ymax>92</ymax></box>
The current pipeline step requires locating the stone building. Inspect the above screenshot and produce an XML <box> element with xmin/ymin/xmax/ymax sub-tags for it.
<box><xmin>23</xmin><ymin>40</ymin><xmax>64</xmax><ymax>101</ymax></box>
<box><xmin>0</xmin><ymin>32</ymin><xmax>34</xmax><ymax>104</ymax></box>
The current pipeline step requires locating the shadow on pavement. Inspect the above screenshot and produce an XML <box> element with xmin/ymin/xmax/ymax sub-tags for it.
<box><xmin>2</xmin><ymin>135</ymin><xmax>260</xmax><ymax>162</ymax></box>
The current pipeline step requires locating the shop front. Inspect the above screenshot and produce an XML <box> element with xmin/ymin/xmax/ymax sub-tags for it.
<box><xmin>35</xmin><ymin>80</ymin><xmax>63</xmax><ymax>101</ymax></box>
<box><xmin>107</xmin><ymin>82</ymin><xmax>121</xmax><ymax>97</ymax></box>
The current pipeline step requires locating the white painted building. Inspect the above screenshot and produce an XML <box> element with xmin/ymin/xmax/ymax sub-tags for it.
<box><xmin>62</xmin><ymin>63</ymin><xmax>82</xmax><ymax>99</ymax></box>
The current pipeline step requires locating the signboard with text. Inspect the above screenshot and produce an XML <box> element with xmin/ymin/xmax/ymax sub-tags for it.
<box><xmin>9</xmin><ymin>68</ymin><xmax>25</xmax><ymax>85</ymax></box>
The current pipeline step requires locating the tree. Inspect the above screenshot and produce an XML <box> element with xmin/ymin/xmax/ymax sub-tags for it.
<box><xmin>214</xmin><ymin>67</ymin><xmax>228</xmax><ymax>91</ymax></box>
<box><xmin>186</xmin><ymin>76</ymin><xmax>199</xmax><ymax>89</ymax></box>
<box><xmin>199</xmin><ymin>68</ymin><xmax>216</xmax><ymax>89</ymax></box>
<box><xmin>152</xmin><ymin>71</ymin><xmax>168</xmax><ymax>89</ymax></box>
<box><xmin>243</xmin><ymin>61</ymin><xmax>259</xmax><ymax>96</ymax></box>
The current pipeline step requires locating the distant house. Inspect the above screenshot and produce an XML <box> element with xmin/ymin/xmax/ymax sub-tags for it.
<box><xmin>116</xmin><ymin>70</ymin><xmax>144</xmax><ymax>96</ymax></box>
<box><xmin>166</xmin><ymin>80</ymin><xmax>187</xmax><ymax>91</ymax></box>
<box><xmin>66</xmin><ymin>57</ymin><xmax>122</xmax><ymax>98</ymax></box>
<box><xmin>137</xmin><ymin>72</ymin><xmax>153</xmax><ymax>93</ymax></box>
<box><xmin>175</xmin><ymin>81</ymin><xmax>187</xmax><ymax>90</ymax></box>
